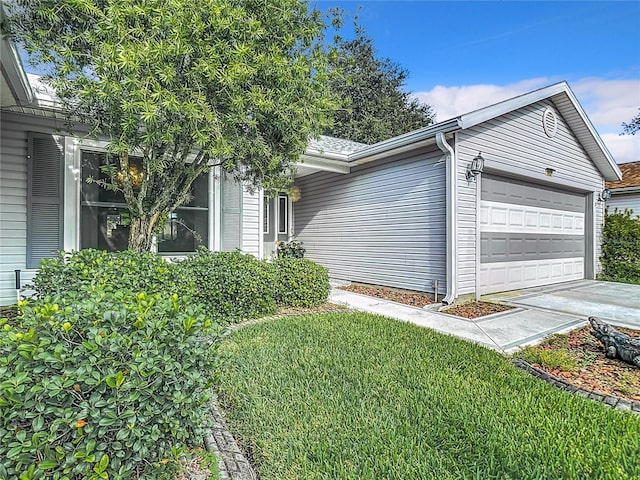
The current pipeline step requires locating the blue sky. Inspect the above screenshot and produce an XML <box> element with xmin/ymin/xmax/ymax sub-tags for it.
<box><xmin>315</xmin><ymin>1</ymin><xmax>640</xmax><ymax>163</ymax></box>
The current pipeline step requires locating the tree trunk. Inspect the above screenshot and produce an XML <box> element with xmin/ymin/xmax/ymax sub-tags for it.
<box><xmin>128</xmin><ymin>215</ymin><xmax>156</xmax><ymax>252</ymax></box>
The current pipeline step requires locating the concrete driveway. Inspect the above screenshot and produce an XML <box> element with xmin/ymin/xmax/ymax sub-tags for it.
<box><xmin>485</xmin><ymin>280</ymin><xmax>640</xmax><ymax>329</ymax></box>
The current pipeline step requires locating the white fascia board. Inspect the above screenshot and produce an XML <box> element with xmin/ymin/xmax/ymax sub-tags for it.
<box><xmin>458</xmin><ymin>82</ymin><xmax>569</xmax><ymax>130</ymax></box>
<box><xmin>0</xmin><ymin>33</ymin><xmax>33</xmax><ymax>104</ymax></box>
<box><xmin>297</xmin><ymin>154</ymin><xmax>350</xmax><ymax>174</ymax></box>
<box><xmin>347</xmin><ymin>119</ymin><xmax>461</xmax><ymax>164</ymax></box>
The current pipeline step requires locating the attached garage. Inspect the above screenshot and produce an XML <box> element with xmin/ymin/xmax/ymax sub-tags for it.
<box><xmin>292</xmin><ymin>82</ymin><xmax>622</xmax><ymax>304</ymax></box>
<box><xmin>479</xmin><ymin>175</ymin><xmax>586</xmax><ymax>294</ymax></box>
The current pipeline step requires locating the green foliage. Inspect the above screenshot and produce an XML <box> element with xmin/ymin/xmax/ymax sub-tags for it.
<box><xmin>275</xmin><ymin>258</ymin><xmax>330</xmax><ymax>307</ymax></box>
<box><xmin>30</xmin><ymin>249</ymin><xmax>175</xmax><ymax>298</ymax></box>
<box><xmin>622</xmin><ymin>108</ymin><xmax>640</xmax><ymax>135</ymax></box>
<box><xmin>518</xmin><ymin>346</ymin><xmax>578</xmax><ymax>372</ymax></box>
<box><xmin>0</xmin><ymin>289</ymin><xmax>222</xmax><ymax>480</ymax></box>
<box><xmin>6</xmin><ymin>0</ymin><xmax>338</xmax><ymax>250</ymax></box>
<box><xmin>600</xmin><ymin>209</ymin><xmax>640</xmax><ymax>284</ymax></box>
<box><xmin>275</xmin><ymin>239</ymin><xmax>306</xmax><ymax>259</ymax></box>
<box><xmin>175</xmin><ymin>248</ymin><xmax>278</xmax><ymax>323</ymax></box>
<box><xmin>324</xmin><ymin>22</ymin><xmax>435</xmax><ymax>144</ymax></box>
<box><xmin>218</xmin><ymin>313</ymin><xmax>640</xmax><ymax>479</ymax></box>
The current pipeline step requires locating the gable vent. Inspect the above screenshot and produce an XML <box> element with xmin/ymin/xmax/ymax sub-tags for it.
<box><xmin>542</xmin><ymin>108</ymin><xmax>558</xmax><ymax>138</ymax></box>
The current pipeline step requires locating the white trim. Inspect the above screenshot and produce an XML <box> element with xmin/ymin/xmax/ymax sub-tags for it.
<box><xmin>288</xmin><ymin>194</ymin><xmax>294</xmax><ymax>240</ymax></box>
<box><xmin>258</xmin><ymin>189</ymin><xmax>265</xmax><ymax>258</ymax></box>
<box><xmin>475</xmin><ymin>173</ymin><xmax>482</xmax><ymax>301</ymax></box>
<box><xmin>213</xmin><ymin>166</ymin><xmax>221</xmax><ymax>251</ymax></box>
<box><xmin>479</xmin><ymin>257</ymin><xmax>584</xmax><ymax>295</ymax></box>
<box><xmin>208</xmin><ymin>169</ymin><xmax>215</xmax><ymax>251</ymax></box>
<box><xmin>262</xmin><ymin>195</ymin><xmax>270</xmax><ymax>235</ymax></box>
<box><xmin>480</xmin><ymin>200</ymin><xmax>585</xmax><ymax>235</ymax></box>
<box><xmin>63</xmin><ymin>137</ymin><xmax>81</xmax><ymax>251</ymax></box>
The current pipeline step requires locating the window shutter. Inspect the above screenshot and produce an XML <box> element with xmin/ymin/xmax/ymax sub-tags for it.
<box><xmin>221</xmin><ymin>173</ymin><xmax>242</xmax><ymax>251</ymax></box>
<box><xmin>27</xmin><ymin>133</ymin><xmax>64</xmax><ymax>268</ymax></box>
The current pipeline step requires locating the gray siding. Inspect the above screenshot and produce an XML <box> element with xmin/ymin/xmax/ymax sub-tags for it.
<box><xmin>294</xmin><ymin>148</ymin><xmax>446</xmax><ymax>293</ymax></box>
<box><xmin>0</xmin><ymin>112</ymin><xmax>67</xmax><ymax>305</ymax></box>
<box><xmin>456</xmin><ymin>99</ymin><xmax>606</xmax><ymax>295</ymax></box>
<box><xmin>606</xmin><ymin>193</ymin><xmax>640</xmax><ymax>218</ymax></box>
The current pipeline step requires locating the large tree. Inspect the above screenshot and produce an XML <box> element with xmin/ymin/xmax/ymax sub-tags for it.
<box><xmin>5</xmin><ymin>0</ymin><xmax>336</xmax><ymax>251</ymax></box>
<box><xmin>622</xmin><ymin>109</ymin><xmax>640</xmax><ymax>135</ymax></box>
<box><xmin>324</xmin><ymin>25</ymin><xmax>435</xmax><ymax>144</ymax></box>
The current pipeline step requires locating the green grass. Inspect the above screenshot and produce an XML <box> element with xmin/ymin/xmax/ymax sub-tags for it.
<box><xmin>217</xmin><ymin>312</ymin><xmax>640</xmax><ymax>480</ymax></box>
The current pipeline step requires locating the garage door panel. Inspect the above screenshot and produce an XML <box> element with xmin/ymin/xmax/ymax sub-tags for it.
<box><xmin>480</xmin><ymin>201</ymin><xmax>584</xmax><ymax>235</ymax></box>
<box><xmin>480</xmin><ymin>175</ymin><xmax>585</xmax><ymax>294</ymax></box>
<box><xmin>481</xmin><ymin>233</ymin><xmax>584</xmax><ymax>263</ymax></box>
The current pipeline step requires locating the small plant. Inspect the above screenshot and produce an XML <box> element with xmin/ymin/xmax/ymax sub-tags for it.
<box><xmin>274</xmin><ymin>258</ymin><xmax>330</xmax><ymax>307</ymax></box>
<box><xmin>275</xmin><ymin>239</ymin><xmax>305</xmax><ymax>259</ymax></box>
<box><xmin>518</xmin><ymin>346</ymin><xmax>577</xmax><ymax>372</ymax></box>
<box><xmin>0</xmin><ymin>288</ymin><xmax>222</xmax><ymax>479</ymax></box>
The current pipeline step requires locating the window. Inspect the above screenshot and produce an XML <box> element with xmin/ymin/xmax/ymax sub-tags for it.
<box><xmin>263</xmin><ymin>196</ymin><xmax>270</xmax><ymax>234</ymax></box>
<box><xmin>278</xmin><ymin>194</ymin><xmax>288</xmax><ymax>234</ymax></box>
<box><xmin>80</xmin><ymin>151</ymin><xmax>208</xmax><ymax>253</ymax></box>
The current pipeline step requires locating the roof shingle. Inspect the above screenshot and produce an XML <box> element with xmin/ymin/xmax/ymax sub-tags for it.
<box><xmin>605</xmin><ymin>161</ymin><xmax>640</xmax><ymax>189</ymax></box>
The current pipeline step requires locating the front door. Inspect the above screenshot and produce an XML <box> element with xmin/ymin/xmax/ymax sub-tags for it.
<box><xmin>263</xmin><ymin>193</ymin><xmax>290</xmax><ymax>258</ymax></box>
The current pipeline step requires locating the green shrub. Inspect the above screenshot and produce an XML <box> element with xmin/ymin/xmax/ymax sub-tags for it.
<box><xmin>0</xmin><ymin>289</ymin><xmax>222</xmax><ymax>480</ymax></box>
<box><xmin>30</xmin><ymin>249</ymin><xmax>175</xmax><ymax>298</ymax></box>
<box><xmin>175</xmin><ymin>248</ymin><xmax>278</xmax><ymax>323</ymax></box>
<box><xmin>600</xmin><ymin>209</ymin><xmax>640</xmax><ymax>284</ymax></box>
<box><xmin>275</xmin><ymin>258</ymin><xmax>329</xmax><ymax>307</ymax></box>
<box><xmin>275</xmin><ymin>239</ymin><xmax>305</xmax><ymax>259</ymax></box>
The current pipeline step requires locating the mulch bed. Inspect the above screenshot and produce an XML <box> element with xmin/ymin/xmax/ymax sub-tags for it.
<box><xmin>338</xmin><ymin>284</ymin><xmax>434</xmax><ymax>307</ymax></box>
<box><xmin>441</xmin><ymin>302</ymin><xmax>513</xmax><ymax>319</ymax></box>
<box><xmin>520</xmin><ymin>325</ymin><xmax>640</xmax><ymax>402</ymax></box>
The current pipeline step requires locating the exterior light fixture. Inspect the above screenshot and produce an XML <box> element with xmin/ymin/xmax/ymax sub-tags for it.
<box><xmin>290</xmin><ymin>185</ymin><xmax>302</xmax><ymax>202</ymax></box>
<box><xmin>598</xmin><ymin>188</ymin><xmax>611</xmax><ymax>202</ymax></box>
<box><xmin>466</xmin><ymin>152</ymin><xmax>485</xmax><ymax>182</ymax></box>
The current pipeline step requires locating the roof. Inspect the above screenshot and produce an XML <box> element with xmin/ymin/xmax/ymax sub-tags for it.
<box><xmin>606</xmin><ymin>161</ymin><xmax>640</xmax><ymax>189</ymax></box>
<box><xmin>306</xmin><ymin>135</ymin><xmax>369</xmax><ymax>158</ymax></box>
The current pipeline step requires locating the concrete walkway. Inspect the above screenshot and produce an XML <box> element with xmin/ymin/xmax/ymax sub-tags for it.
<box><xmin>330</xmin><ymin>288</ymin><xmax>590</xmax><ymax>354</ymax></box>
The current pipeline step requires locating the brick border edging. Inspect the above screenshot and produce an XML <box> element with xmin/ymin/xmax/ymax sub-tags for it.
<box><xmin>512</xmin><ymin>358</ymin><xmax>640</xmax><ymax>415</ymax></box>
<box><xmin>203</xmin><ymin>401</ymin><xmax>257</xmax><ymax>480</ymax></box>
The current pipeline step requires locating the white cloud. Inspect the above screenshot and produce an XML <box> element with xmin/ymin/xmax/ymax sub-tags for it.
<box><xmin>413</xmin><ymin>77</ymin><xmax>640</xmax><ymax>164</ymax></box>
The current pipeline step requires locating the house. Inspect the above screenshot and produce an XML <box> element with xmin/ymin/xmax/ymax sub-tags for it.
<box><xmin>290</xmin><ymin>83</ymin><xmax>622</xmax><ymax>303</ymax></box>
<box><xmin>605</xmin><ymin>161</ymin><xmax>640</xmax><ymax>217</ymax></box>
<box><xmin>0</xmin><ymin>27</ymin><xmax>622</xmax><ymax>305</ymax></box>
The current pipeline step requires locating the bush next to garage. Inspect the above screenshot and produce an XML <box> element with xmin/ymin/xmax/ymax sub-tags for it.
<box><xmin>0</xmin><ymin>288</ymin><xmax>223</xmax><ymax>480</ymax></box>
<box><xmin>30</xmin><ymin>249</ymin><xmax>175</xmax><ymax>298</ymax></box>
<box><xmin>174</xmin><ymin>248</ymin><xmax>279</xmax><ymax>323</ymax></box>
<box><xmin>275</xmin><ymin>258</ymin><xmax>330</xmax><ymax>307</ymax></box>
<box><xmin>600</xmin><ymin>209</ymin><xmax>640</xmax><ymax>284</ymax></box>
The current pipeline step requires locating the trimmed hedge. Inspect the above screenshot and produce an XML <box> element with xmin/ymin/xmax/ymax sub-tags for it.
<box><xmin>601</xmin><ymin>209</ymin><xmax>640</xmax><ymax>284</ymax></box>
<box><xmin>275</xmin><ymin>258</ymin><xmax>330</xmax><ymax>308</ymax></box>
<box><xmin>174</xmin><ymin>248</ymin><xmax>279</xmax><ymax>323</ymax></box>
<box><xmin>30</xmin><ymin>249</ymin><xmax>175</xmax><ymax>297</ymax></box>
<box><xmin>0</xmin><ymin>289</ymin><xmax>222</xmax><ymax>480</ymax></box>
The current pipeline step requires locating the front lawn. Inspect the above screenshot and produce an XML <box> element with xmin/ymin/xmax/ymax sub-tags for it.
<box><xmin>218</xmin><ymin>312</ymin><xmax>640</xmax><ymax>479</ymax></box>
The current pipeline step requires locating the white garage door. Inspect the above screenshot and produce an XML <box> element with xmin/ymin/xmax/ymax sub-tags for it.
<box><xmin>479</xmin><ymin>175</ymin><xmax>585</xmax><ymax>294</ymax></box>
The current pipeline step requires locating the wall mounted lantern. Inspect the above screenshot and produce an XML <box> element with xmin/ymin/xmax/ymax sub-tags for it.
<box><xmin>290</xmin><ymin>185</ymin><xmax>302</xmax><ymax>203</ymax></box>
<box><xmin>466</xmin><ymin>152</ymin><xmax>485</xmax><ymax>182</ymax></box>
<box><xmin>598</xmin><ymin>188</ymin><xmax>611</xmax><ymax>202</ymax></box>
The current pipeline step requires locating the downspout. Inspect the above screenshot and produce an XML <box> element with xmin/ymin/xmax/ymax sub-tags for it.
<box><xmin>436</xmin><ymin>132</ymin><xmax>457</xmax><ymax>304</ymax></box>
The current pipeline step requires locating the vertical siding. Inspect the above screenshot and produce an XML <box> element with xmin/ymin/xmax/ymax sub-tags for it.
<box><xmin>0</xmin><ymin>111</ymin><xmax>67</xmax><ymax>305</ymax></box>
<box><xmin>295</xmin><ymin>148</ymin><xmax>446</xmax><ymax>293</ymax></box>
<box><xmin>456</xmin><ymin>99</ymin><xmax>605</xmax><ymax>295</ymax></box>
<box><xmin>241</xmin><ymin>186</ymin><xmax>260</xmax><ymax>257</ymax></box>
